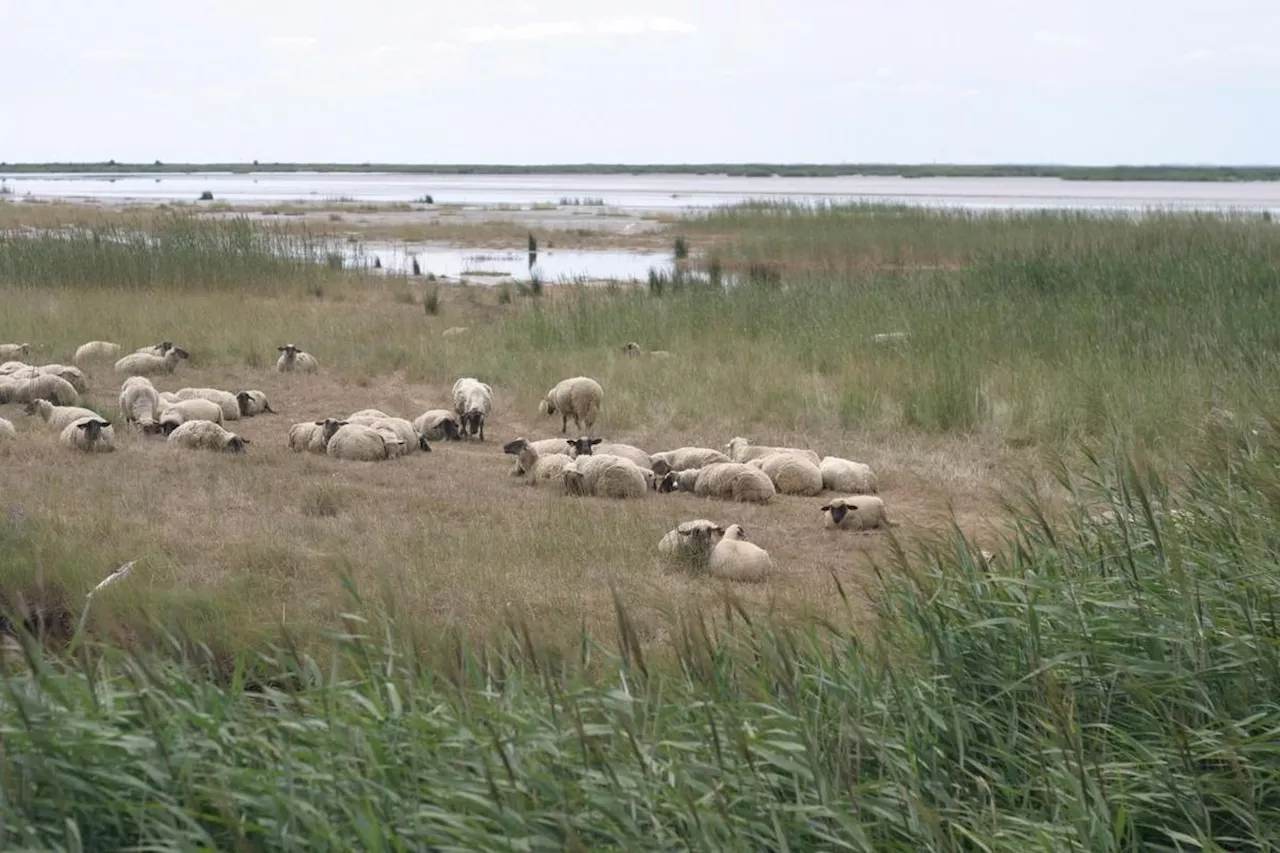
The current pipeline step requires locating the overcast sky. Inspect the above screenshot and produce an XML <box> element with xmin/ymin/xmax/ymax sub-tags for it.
<box><xmin>2</xmin><ymin>0</ymin><xmax>1276</xmax><ymax>165</ymax></box>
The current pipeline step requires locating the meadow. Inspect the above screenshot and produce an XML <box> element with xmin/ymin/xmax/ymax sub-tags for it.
<box><xmin>2</xmin><ymin>200</ymin><xmax>1279</xmax><ymax>848</ymax></box>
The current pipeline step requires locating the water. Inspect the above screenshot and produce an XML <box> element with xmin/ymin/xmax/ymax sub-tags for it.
<box><xmin>3</xmin><ymin>171</ymin><xmax>1279</xmax><ymax>214</ymax></box>
<box><xmin>338</xmin><ymin>241</ymin><xmax>671</xmax><ymax>282</ymax></box>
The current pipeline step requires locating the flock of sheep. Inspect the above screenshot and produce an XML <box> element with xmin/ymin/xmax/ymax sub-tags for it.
<box><xmin>0</xmin><ymin>338</ymin><xmax>894</xmax><ymax>583</ymax></box>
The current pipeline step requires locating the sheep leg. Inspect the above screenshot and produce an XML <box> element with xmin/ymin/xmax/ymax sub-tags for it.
<box><xmin>561</xmin><ymin>413</ymin><xmax>568</xmax><ymax>433</ymax></box>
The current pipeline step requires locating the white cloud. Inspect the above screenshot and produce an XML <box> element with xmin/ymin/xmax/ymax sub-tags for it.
<box><xmin>456</xmin><ymin>16</ymin><xmax>696</xmax><ymax>43</ymax></box>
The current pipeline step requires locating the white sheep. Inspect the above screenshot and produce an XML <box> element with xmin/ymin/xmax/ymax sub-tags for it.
<box><xmin>288</xmin><ymin>421</ymin><xmax>329</xmax><ymax>453</ymax></box>
<box><xmin>819</xmin><ymin>456</ymin><xmax>878</xmax><ymax>494</ymax></box>
<box><xmin>707</xmin><ymin>524</ymin><xmax>773</xmax><ymax>582</ymax></box>
<box><xmin>348</xmin><ymin>409</ymin><xmax>391</xmax><ymax>419</ymax></box>
<box><xmin>657</xmin><ymin>519</ymin><xmax>726</xmax><ymax>565</ymax></box>
<box><xmin>60</xmin><ymin>416</ymin><xmax>115</xmax><ymax>453</ymax></box>
<box><xmin>235</xmin><ymin>390</ymin><xmax>275</xmax><ymax>417</ymax></box>
<box><xmin>0</xmin><ymin>373</ymin><xmax>81</xmax><ymax>406</ymax></box>
<box><xmin>368</xmin><ymin>417</ymin><xmax>430</xmax><ymax>455</ymax></box>
<box><xmin>622</xmin><ymin>341</ymin><xmax>672</xmax><ymax>358</ymax></box>
<box><xmin>413</xmin><ymin>409</ymin><xmax>461</xmax><ymax>442</ymax></box>
<box><xmin>73</xmin><ymin>341</ymin><xmax>122</xmax><ymax>364</ymax></box>
<box><xmin>649</xmin><ymin>446</ymin><xmax>731</xmax><ymax>476</ymax></box>
<box><xmin>322</xmin><ymin>419</ymin><xmax>400</xmax><ymax>461</ymax></box>
<box><xmin>507</xmin><ymin>437</ymin><xmax>577</xmax><ymax>476</ymax></box>
<box><xmin>820</xmin><ymin>496</ymin><xmax>894</xmax><ymax>531</ymax></box>
<box><xmin>0</xmin><ymin>343</ymin><xmax>30</xmax><ymax>359</ymax></box>
<box><xmin>36</xmin><ymin>364</ymin><xmax>88</xmax><ymax>393</ymax></box>
<box><xmin>173</xmin><ymin>388</ymin><xmax>240</xmax><ymax>421</ymax></box>
<box><xmin>539</xmin><ymin>376</ymin><xmax>603</xmax><ymax>434</ymax></box>
<box><xmin>748</xmin><ymin>452</ymin><xmax>824</xmax><ymax>496</ymax></box>
<box><xmin>0</xmin><ymin>417</ymin><xmax>16</xmax><ymax>440</ymax></box>
<box><xmin>113</xmin><ymin>347</ymin><xmax>189</xmax><ymax>377</ymax></box>
<box><xmin>119</xmin><ymin>376</ymin><xmax>162</xmax><ymax>432</ymax></box>
<box><xmin>726</xmin><ymin>437</ymin><xmax>820</xmax><ymax>467</ymax></box>
<box><xmin>658</xmin><ymin>462</ymin><xmax>776</xmax><ymax>504</ymax></box>
<box><xmin>452</xmin><ymin>377</ymin><xmax>493</xmax><ymax>441</ymax></box>
<box><xmin>564</xmin><ymin>436</ymin><xmax>652</xmax><ymax>470</ymax></box>
<box><xmin>276</xmin><ymin>343</ymin><xmax>319</xmax><ymax>373</ymax></box>
<box><xmin>158</xmin><ymin>391</ymin><xmax>181</xmax><ymax>405</ymax></box>
<box><xmin>503</xmin><ymin>437</ymin><xmax>574</xmax><ymax>486</ymax></box>
<box><xmin>166</xmin><ymin>419</ymin><xmax>249</xmax><ymax>453</ymax></box>
<box><xmin>23</xmin><ymin>399</ymin><xmax>104</xmax><ymax>433</ymax></box>
<box><xmin>562</xmin><ymin>453</ymin><xmax>648</xmax><ymax>499</ymax></box>
<box><xmin>0</xmin><ymin>362</ymin><xmax>36</xmax><ymax>378</ymax></box>
<box><xmin>159</xmin><ymin>398</ymin><xmax>225</xmax><ymax>433</ymax></box>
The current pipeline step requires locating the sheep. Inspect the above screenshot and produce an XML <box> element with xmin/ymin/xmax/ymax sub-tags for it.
<box><xmin>36</xmin><ymin>364</ymin><xmax>88</xmax><ymax>393</ymax></box>
<box><xmin>113</xmin><ymin>347</ymin><xmax>189</xmax><ymax>377</ymax></box>
<box><xmin>0</xmin><ymin>417</ymin><xmax>15</xmax><ymax>440</ymax></box>
<box><xmin>73</xmin><ymin>341</ymin><xmax>122</xmax><ymax>364</ymax></box>
<box><xmin>725</xmin><ymin>437</ymin><xmax>820</xmax><ymax>467</ymax></box>
<box><xmin>622</xmin><ymin>341</ymin><xmax>671</xmax><ymax>358</ymax></box>
<box><xmin>503</xmin><ymin>437</ymin><xmax>574</xmax><ymax>486</ymax></box>
<box><xmin>321</xmin><ymin>419</ymin><xmax>400</xmax><ymax>461</ymax></box>
<box><xmin>135</xmin><ymin>341</ymin><xmax>174</xmax><ymax>356</ymax></box>
<box><xmin>166</xmin><ymin>419</ymin><xmax>249</xmax><ymax>453</ymax></box>
<box><xmin>0</xmin><ymin>343</ymin><xmax>30</xmax><ymax>359</ymax></box>
<box><xmin>707</xmin><ymin>524</ymin><xmax>773</xmax><ymax>582</ymax></box>
<box><xmin>348</xmin><ymin>409</ymin><xmax>390</xmax><ymax>419</ymax></box>
<box><xmin>819</xmin><ymin>456</ymin><xmax>878</xmax><ymax>494</ymax></box>
<box><xmin>173</xmin><ymin>388</ymin><xmax>240</xmax><ymax>421</ymax></box>
<box><xmin>23</xmin><ymin>399</ymin><xmax>104</xmax><ymax>433</ymax></box>
<box><xmin>368</xmin><ymin>417</ymin><xmax>431</xmax><ymax>455</ymax></box>
<box><xmin>0</xmin><ymin>361</ymin><xmax>35</xmax><ymax>377</ymax></box>
<box><xmin>60</xmin><ymin>417</ymin><xmax>115</xmax><ymax>453</ymax></box>
<box><xmin>562</xmin><ymin>453</ymin><xmax>648</xmax><ymax>499</ymax></box>
<box><xmin>413</xmin><ymin>409</ymin><xmax>461</xmax><ymax>442</ymax></box>
<box><xmin>820</xmin><ymin>496</ymin><xmax>894</xmax><ymax>531</ymax></box>
<box><xmin>649</xmin><ymin>446</ymin><xmax>732</xmax><ymax>476</ymax></box>
<box><xmin>159</xmin><ymin>398</ymin><xmax>225</xmax><ymax>434</ymax></box>
<box><xmin>658</xmin><ymin>462</ymin><xmax>776</xmax><ymax>504</ymax></box>
<box><xmin>747</xmin><ymin>452</ymin><xmax>824</xmax><ymax>496</ymax></box>
<box><xmin>539</xmin><ymin>376</ymin><xmax>604</xmax><ymax>434</ymax></box>
<box><xmin>507</xmin><ymin>437</ymin><xmax>577</xmax><ymax>476</ymax></box>
<box><xmin>235</xmin><ymin>390</ymin><xmax>275</xmax><ymax>417</ymax></box>
<box><xmin>565</xmin><ymin>436</ymin><xmax>652</xmax><ymax>470</ymax></box>
<box><xmin>452</xmin><ymin>377</ymin><xmax>493</xmax><ymax>440</ymax></box>
<box><xmin>276</xmin><ymin>343</ymin><xmax>319</xmax><ymax>373</ymax></box>
<box><xmin>657</xmin><ymin>519</ymin><xmax>726</xmax><ymax>565</ymax></box>
<box><xmin>119</xmin><ymin>376</ymin><xmax>162</xmax><ymax>431</ymax></box>
<box><xmin>158</xmin><ymin>391</ymin><xmax>181</xmax><ymax>405</ymax></box>
<box><xmin>0</xmin><ymin>373</ymin><xmax>81</xmax><ymax>406</ymax></box>
<box><xmin>288</xmin><ymin>421</ymin><xmax>329</xmax><ymax>453</ymax></box>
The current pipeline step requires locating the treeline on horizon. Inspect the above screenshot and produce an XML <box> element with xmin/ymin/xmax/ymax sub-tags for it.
<box><xmin>2</xmin><ymin>161</ymin><xmax>1279</xmax><ymax>182</ymax></box>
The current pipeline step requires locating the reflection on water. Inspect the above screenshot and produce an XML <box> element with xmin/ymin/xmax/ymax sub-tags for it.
<box><xmin>339</xmin><ymin>241</ymin><xmax>672</xmax><ymax>283</ymax></box>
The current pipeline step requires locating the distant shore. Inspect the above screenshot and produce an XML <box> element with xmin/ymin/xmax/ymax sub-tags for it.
<box><xmin>2</xmin><ymin>162</ymin><xmax>1279</xmax><ymax>182</ymax></box>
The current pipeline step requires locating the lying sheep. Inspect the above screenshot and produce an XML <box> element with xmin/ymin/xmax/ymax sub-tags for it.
<box><xmin>0</xmin><ymin>343</ymin><xmax>30</xmax><ymax>359</ymax></box>
<box><xmin>368</xmin><ymin>417</ymin><xmax>430</xmax><ymax>456</ymax></box>
<box><xmin>659</xmin><ymin>462</ymin><xmax>776</xmax><ymax>504</ymax></box>
<box><xmin>60</xmin><ymin>417</ymin><xmax>115</xmax><ymax>453</ymax></box>
<box><xmin>167</xmin><ymin>419</ymin><xmax>249</xmax><ymax>453</ymax></box>
<box><xmin>276</xmin><ymin>343</ymin><xmax>319</xmax><ymax>373</ymax></box>
<box><xmin>113</xmin><ymin>347</ymin><xmax>188</xmax><ymax>377</ymax></box>
<box><xmin>119</xmin><ymin>376</ymin><xmax>162</xmax><ymax>431</ymax></box>
<box><xmin>819</xmin><ymin>456</ymin><xmax>878</xmax><ymax>494</ymax></box>
<box><xmin>649</xmin><ymin>446</ymin><xmax>731</xmax><ymax>476</ymax></box>
<box><xmin>565</xmin><ymin>436</ymin><xmax>652</xmax><ymax>470</ymax></box>
<box><xmin>0</xmin><ymin>417</ymin><xmax>14</xmax><ymax>440</ymax></box>
<box><xmin>508</xmin><ymin>437</ymin><xmax>576</xmax><ymax>476</ymax></box>
<box><xmin>0</xmin><ymin>361</ymin><xmax>35</xmax><ymax>377</ymax></box>
<box><xmin>159</xmin><ymin>398</ymin><xmax>225</xmax><ymax>433</ymax></box>
<box><xmin>658</xmin><ymin>519</ymin><xmax>726</xmax><ymax>566</ymax></box>
<box><xmin>136</xmin><ymin>341</ymin><xmax>174</xmax><ymax>357</ymax></box>
<box><xmin>235</xmin><ymin>390</ymin><xmax>275</xmax><ymax>417</ymax></box>
<box><xmin>36</xmin><ymin>364</ymin><xmax>88</xmax><ymax>393</ymax></box>
<box><xmin>348</xmin><ymin>409</ymin><xmax>390</xmax><ymax>419</ymax></box>
<box><xmin>820</xmin><ymin>496</ymin><xmax>894</xmax><ymax>531</ymax></box>
<box><xmin>288</xmin><ymin>421</ymin><xmax>329</xmax><ymax>453</ymax></box>
<box><xmin>73</xmin><ymin>341</ymin><xmax>122</xmax><ymax>364</ymax></box>
<box><xmin>503</xmin><ymin>437</ymin><xmax>573</xmax><ymax>487</ymax></box>
<box><xmin>321</xmin><ymin>418</ymin><xmax>401</xmax><ymax>461</ymax></box>
<box><xmin>174</xmin><ymin>388</ymin><xmax>240</xmax><ymax>421</ymax></box>
<box><xmin>622</xmin><ymin>341</ymin><xmax>671</xmax><ymax>358</ymax></box>
<box><xmin>563</xmin><ymin>453</ymin><xmax>648</xmax><ymax>499</ymax></box>
<box><xmin>23</xmin><ymin>399</ymin><xmax>104</xmax><ymax>433</ymax></box>
<box><xmin>708</xmin><ymin>524</ymin><xmax>773</xmax><ymax>582</ymax></box>
<box><xmin>748</xmin><ymin>452</ymin><xmax>824</xmax><ymax>496</ymax></box>
<box><xmin>726</xmin><ymin>437</ymin><xmax>820</xmax><ymax>467</ymax></box>
<box><xmin>452</xmin><ymin>377</ymin><xmax>493</xmax><ymax>441</ymax></box>
<box><xmin>539</xmin><ymin>376</ymin><xmax>603</xmax><ymax>434</ymax></box>
<box><xmin>0</xmin><ymin>373</ymin><xmax>81</xmax><ymax>406</ymax></box>
<box><xmin>413</xmin><ymin>409</ymin><xmax>461</xmax><ymax>442</ymax></box>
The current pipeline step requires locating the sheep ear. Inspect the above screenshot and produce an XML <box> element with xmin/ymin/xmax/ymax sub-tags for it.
<box><xmin>712</xmin><ymin>525</ymin><xmax>725</xmax><ymax>535</ymax></box>
<box><xmin>590</xmin><ymin>438</ymin><xmax>603</xmax><ymax>446</ymax></box>
<box><xmin>240</xmin><ymin>438</ymin><xmax>251</xmax><ymax>444</ymax></box>
<box><xmin>819</xmin><ymin>504</ymin><xmax>831</xmax><ymax>512</ymax></box>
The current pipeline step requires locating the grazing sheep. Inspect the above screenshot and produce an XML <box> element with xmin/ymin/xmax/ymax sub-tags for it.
<box><xmin>135</xmin><ymin>341</ymin><xmax>174</xmax><ymax>357</ymax></box>
<box><xmin>539</xmin><ymin>376</ymin><xmax>603</xmax><ymax>434</ymax></box>
<box><xmin>159</xmin><ymin>398</ymin><xmax>225</xmax><ymax>434</ymax></box>
<box><xmin>0</xmin><ymin>373</ymin><xmax>81</xmax><ymax>406</ymax></box>
<box><xmin>23</xmin><ymin>399</ymin><xmax>103</xmax><ymax>433</ymax></box>
<box><xmin>0</xmin><ymin>343</ymin><xmax>30</xmax><ymax>359</ymax></box>
<box><xmin>173</xmin><ymin>388</ymin><xmax>240</xmax><ymax>421</ymax></box>
<box><xmin>658</xmin><ymin>462</ymin><xmax>776</xmax><ymax>504</ymax></box>
<box><xmin>60</xmin><ymin>417</ymin><xmax>115</xmax><ymax>453</ymax></box>
<box><xmin>707</xmin><ymin>524</ymin><xmax>773</xmax><ymax>582</ymax></box>
<box><xmin>413</xmin><ymin>409</ymin><xmax>461</xmax><ymax>442</ymax></box>
<box><xmin>36</xmin><ymin>364</ymin><xmax>87</xmax><ymax>393</ymax></box>
<box><xmin>748</xmin><ymin>452</ymin><xmax>824</xmax><ymax>496</ymax></box>
<box><xmin>451</xmin><ymin>377</ymin><xmax>493</xmax><ymax>441</ymax></box>
<box><xmin>622</xmin><ymin>341</ymin><xmax>671</xmax><ymax>358</ymax></box>
<box><xmin>276</xmin><ymin>343</ymin><xmax>319</xmax><ymax>373</ymax></box>
<box><xmin>0</xmin><ymin>417</ymin><xmax>14</xmax><ymax>440</ymax></box>
<box><xmin>820</xmin><ymin>496</ymin><xmax>894</xmax><ymax>531</ymax></box>
<box><xmin>565</xmin><ymin>436</ymin><xmax>652</xmax><ymax>470</ymax></box>
<box><xmin>649</xmin><ymin>446</ymin><xmax>732</xmax><ymax>476</ymax></box>
<box><xmin>348</xmin><ymin>409</ymin><xmax>391</xmax><ymax>420</ymax></box>
<box><xmin>288</xmin><ymin>421</ymin><xmax>329</xmax><ymax>453</ymax></box>
<box><xmin>658</xmin><ymin>519</ymin><xmax>726</xmax><ymax>565</ymax></box>
<box><xmin>167</xmin><ymin>419</ymin><xmax>249</xmax><ymax>453</ymax></box>
<box><xmin>113</xmin><ymin>347</ymin><xmax>188</xmax><ymax>377</ymax></box>
<box><xmin>503</xmin><ymin>437</ymin><xmax>574</xmax><ymax>486</ymax></box>
<box><xmin>562</xmin><ymin>453</ymin><xmax>648</xmax><ymax>499</ymax></box>
<box><xmin>321</xmin><ymin>419</ymin><xmax>400</xmax><ymax>461</ymax></box>
<box><xmin>725</xmin><ymin>437</ymin><xmax>820</xmax><ymax>467</ymax></box>
<box><xmin>73</xmin><ymin>341</ymin><xmax>122</xmax><ymax>364</ymax></box>
<box><xmin>235</xmin><ymin>390</ymin><xmax>275</xmax><ymax>417</ymax></box>
<box><xmin>119</xmin><ymin>376</ymin><xmax>162</xmax><ymax>431</ymax></box>
<box><xmin>819</xmin><ymin>456</ymin><xmax>878</xmax><ymax>494</ymax></box>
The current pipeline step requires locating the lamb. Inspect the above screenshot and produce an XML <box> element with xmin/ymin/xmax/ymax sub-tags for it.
<box><xmin>622</xmin><ymin>341</ymin><xmax>671</xmax><ymax>358</ymax></box>
<box><xmin>159</xmin><ymin>398</ymin><xmax>225</xmax><ymax>434</ymax></box>
<box><xmin>565</xmin><ymin>436</ymin><xmax>652</xmax><ymax>470</ymax></box>
<box><xmin>413</xmin><ymin>409</ymin><xmax>461</xmax><ymax>442</ymax></box>
<box><xmin>649</xmin><ymin>446</ymin><xmax>731</xmax><ymax>476</ymax></box>
<box><xmin>113</xmin><ymin>347</ymin><xmax>189</xmax><ymax>377</ymax></box>
<box><xmin>539</xmin><ymin>376</ymin><xmax>603</xmax><ymax>434</ymax></box>
<box><xmin>60</xmin><ymin>417</ymin><xmax>115</xmax><ymax>453</ymax></box>
<box><xmin>503</xmin><ymin>437</ymin><xmax>573</xmax><ymax>487</ymax></box>
<box><xmin>166</xmin><ymin>419</ymin><xmax>249</xmax><ymax>453</ymax></box>
<box><xmin>562</xmin><ymin>453</ymin><xmax>648</xmax><ymax>499</ymax></box>
<box><xmin>288</xmin><ymin>421</ymin><xmax>329</xmax><ymax>453</ymax></box>
<box><xmin>23</xmin><ymin>399</ymin><xmax>104</xmax><ymax>433</ymax></box>
<box><xmin>657</xmin><ymin>519</ymin><xmax>726</xmax><ymax>565</ymax></box>
<box><xmin>235</xmin><ymin>390</ymin><xmax>275</xmax><ymax>417</ymax></box>
<box><xmin>707</xmin><ymin>524</ymin><xmax>773</xmax><ymax>582</ymax></box>
<box><xmin>36</xmin><ymin>364</ymin><xmax>88</xmax><ymax>393</ymax></box>
<box><xmin>748</xmin><ymin>452</ymin><xmax>824</xmax><ymax>496</ymax></box>
<box><xmin>73</xmin><ymin>341</ymin><xmax>122</xmax><ymax>364</ymax></box>
<box><xmin>820</xmin><ymin>496</ymin><xmax>894</xmax><ymax>531</ymax></box>
<box><xmin>819</xmin><ymin>456</ymin><xmax>878</xmax><ymax>494</ymax></box>
<box><xmin>658</xmin><ymin>462</ymin><xmax>776</xmax><ymax>504</ymax></box>
<box><xmin>135</xmin><ymin>341</ymin><xmax>174</xmax><ymax>357</ymax></box>
<box><xmin>0</xmin><ymin>373</ymin><xmax>81</xmax><ymax>406</ymax></box>
<box><xmin>119</xmin><ymin>376</ymin><xmax>161</xmax><ymax>431</ymax></box>
<box><xmin>725</xmin><ymin>437</ymin><xmax>820</xmax><ymax>467</ymax></box>
<box><xmin>0</xmin><ymin>343</ymin><xmax>30</xmax><ymax>359</ymax></box>
<box><xmin>320</xmin><ymin>418</ymin><xmax>400</xmax><ymax>461</ymax></box>
<box><xmin>173</xmin><ymin>388</ymin><xmax>240</xmax><ymax>421</ymax></box>
<box><xmin>0</xmin><ymin>417</ymin><xmax>14</xmax><ymax>440</ymax></box>
<box><xmin>276</xmin><ymin>343</ymin><xmax>319</xmax><ymax>373</ymax></box>
<box><xmin>452</xmin><ymin>377</ymin><xmax>493</xmax><ymax>440</ymax></box>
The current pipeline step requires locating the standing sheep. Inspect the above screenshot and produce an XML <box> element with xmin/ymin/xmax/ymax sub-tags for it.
<box><xmin>649</xmin><ymin>447</ymin><xmax>731</xmax><ymax>476</ymax></box>
<box><xmin>707</xmin><ymin>524</ymin><xmax>773</xmax><ymax>582</ymax></box>
<box><xmin>167</xmin><ymin>419</ymin><xmax>249</xmax><ymax>453</ymax></box>
<box><xmin>0</xmin><ymin>343</ymin><xmax>30</xmax><ymax>359</ymax></box>
<box><xmin>539</xmin><ymin>376</ymin><xmax>603</xmax><ymax>434</ymax></box>
<box><xmin>819</xmin><ymin>456</ymin><xmax>878</xmax><ymax>494</ymax></box>
<box><xmin>562</xmin><ymin>453</ymin><xmax>648</xmax><ymax>499</ymax></box>
<box><xmin>113</xmin><ymin>347</ymin><xmax>189</xmax><ymax>377</ymax></box>
<box><xmin>413</xmin><ymin>409</ymin><xmax>461</xmax><ymax>442</ymax></box>
<box><xmin>565</xmin><ymin>436</ymin><xmax>652</xmax><ymax>470</ymax></box>
<box><xmin>748</xmin><ymin>452</ymin><xmax>824</xmax><ymax>497</ymax></box>
<box><xmin>452</xmin><ymin>377</ymin><xmax>493</xmax><ymax>441</ymax></box>
<box><xmin>726</xmin><ymin>437</ymin><xmax>820</xmax><ymax>467</ymax></box>
<box><xmin>235</xmin><ymin>390</ymin><xmax>275</xmax><ymax>417</ymax></box>
<box><xmin>60</xmin><ymin>417</ymin><xmax>115</xmax><ymax>453</ymax></box>
<box><xmin>159</xmin><ymin>398</ymin><xmax>225</xmax><ymax>433</ymax></box>
<box><xmin>119</xmin><ymin>376</ymin><xmax>161</xmax><ymax>431</ymax></box>
<box><xmin>503</xmin><ymin>437</ymin><xmax>573</xmax><ymax>486</ymax></box>
<box><xmin>73</xmin><ymin>341</ymin><xmax>122</xmax><ymax>364</ymax></box>
<box><xmin>658</xmin><ymin>462</ymin><xmax>776</xmax><ymax>504</ymax></box>
<box><xmin>820</xmin><ymin>496</ymin><xmax>894</xmax><ymax>531</ymax></box>
<box><xmin>276</xmin><ymin>344</ymin><xmax>319</xmax><ymax>373</ymax></box>
<box><xmin>658</xmin><ymin>519</ymin><xmax>726</xmax><ymax>565</ymax></box>
<box><xmin>23</xmin><ymin>399</ymin><xmax>103</xmax><ymax>433</ymax></box>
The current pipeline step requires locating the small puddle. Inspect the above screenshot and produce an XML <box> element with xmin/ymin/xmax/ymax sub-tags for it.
<box><xmin>335</xmin><ymin>241</ymin><xmax>673</xmax><ymax>283</ymax></box>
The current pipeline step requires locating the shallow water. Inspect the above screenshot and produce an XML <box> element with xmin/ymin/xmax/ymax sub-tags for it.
<box><xmin>3</xmin><ymin>171</ymin><xmax>1279</xmax><ymax>214</ymax></box>
<box><xmin>339</xmin><ymin>241</ymin><xmax>671</xmax><ymax>282</ymax></box>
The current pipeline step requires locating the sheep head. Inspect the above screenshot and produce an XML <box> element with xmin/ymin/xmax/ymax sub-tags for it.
<box><xmin>566</xmin><ymin>436</ymin><xmax>602</xmax><ymax>457</ymax></box>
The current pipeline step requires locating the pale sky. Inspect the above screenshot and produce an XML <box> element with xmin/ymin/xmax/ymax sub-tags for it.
<box><xmin>2</xmin><ymin>0</ymin><xmax>1276</xmax><ymax>165</ymax></box>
